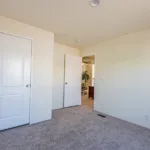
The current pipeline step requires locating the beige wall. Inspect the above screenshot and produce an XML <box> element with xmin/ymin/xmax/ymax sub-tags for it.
<box><xmin>0</xmin><ymin>16</ymin><xmax>54</xmax><ymax>124</ymax></box>
<box><xmin>53</xmin><ymin>42</ymin><xmax>81</xmax><ymax>109</ymax></box>
<box><xmin>54</xmin><ymin>43</ymin><xmax>81</xmax><ymax>56</ymax></box>
<box><xmin>82</xmin><ymin>28</ymin><xmax>150</xmax><ymax>128</ymax></box>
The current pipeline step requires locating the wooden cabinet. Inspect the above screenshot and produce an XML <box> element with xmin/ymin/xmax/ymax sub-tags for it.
<box><xmin>89</xmin><ymin>86</ymin><xmax>94</xmax><ymax>99</ymax></box>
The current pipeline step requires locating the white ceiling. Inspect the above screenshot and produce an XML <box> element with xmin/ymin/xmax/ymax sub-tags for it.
<box><xmin>0</xmin><ymin>0</ymin><xmax>150</xmax><ymax>49</ymax></box>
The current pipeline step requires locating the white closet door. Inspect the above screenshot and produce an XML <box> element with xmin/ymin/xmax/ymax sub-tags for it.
<box><xmin>0</xmin><ymin>33</ymin><xmax>31</xmax><ymax>130</ymax></box>
<box><xmin>64</xmin><ymin>55</ymin><xmax>82</xmax><ymax>107</ymax></box>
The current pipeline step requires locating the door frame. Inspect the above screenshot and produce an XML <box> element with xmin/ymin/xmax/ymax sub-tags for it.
<box><xmin>0</xmin><ymin>31</ymin><xmax>33</xmax><ymax>125</ymax></box>
<box><xmin>82</xmin><ymin>53</ymin><xmax>96</xmax><ymax>110</ymax></box>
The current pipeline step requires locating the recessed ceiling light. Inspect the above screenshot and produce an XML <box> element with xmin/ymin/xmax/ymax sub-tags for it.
<box><xmin>89</xmin><ymin>0</ymin><xmax>100</xmax><ymax>7</ymax></box>
<box><xmin>75</xmin><ymin>39</ymin><xmax>81</xmax><ymax>44</ymax></box>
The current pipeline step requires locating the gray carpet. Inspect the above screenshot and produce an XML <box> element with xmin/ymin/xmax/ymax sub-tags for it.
<box><xmin>1</xmin><ymin>106</ymin><xmax>150</xmax><ymax>150</ymax></box>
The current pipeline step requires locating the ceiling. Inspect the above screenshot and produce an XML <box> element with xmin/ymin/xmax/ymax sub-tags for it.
<box><xmin>0</xmin><ymin>0</ymin><xmax>150</xmax><ymax>49</ymax></box>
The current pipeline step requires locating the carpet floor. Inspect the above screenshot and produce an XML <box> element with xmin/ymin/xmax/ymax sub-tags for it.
<box><xmin>1</xmin><ymin>106</ymin><xmax>150</xmax><ymax>150</ymax></box>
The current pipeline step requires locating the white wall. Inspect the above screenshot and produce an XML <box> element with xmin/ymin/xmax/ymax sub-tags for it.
<box><xmin>53</xmin><ymin>43</ymin><xmax>80</xmax><ymax>110</ymax></box>
<box><xmin>82</xmin><ymin>28</ymin><xmax>150</xmax><ymax>128</ymax></box>
<box><xmin>0</xmin><ymin>16</ymin><xmax>54</xmax><ymax>124</ymax></box>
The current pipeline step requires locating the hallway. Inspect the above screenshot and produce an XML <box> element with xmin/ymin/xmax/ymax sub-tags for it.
<box><xmin>82</xmin><ymin>95</ymin><xmax>94</xmax><ymax>108</ymax></box>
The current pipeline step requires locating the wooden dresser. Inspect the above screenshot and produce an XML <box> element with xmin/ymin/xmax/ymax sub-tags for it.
<box><xmin>89</xmin><ymin>86</ymin><xmax>94</xmax><ymax>99</ymax></box>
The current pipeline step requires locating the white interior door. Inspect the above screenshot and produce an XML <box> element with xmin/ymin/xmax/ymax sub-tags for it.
<box><xmin>64</xmin><ymin>55</ymin><xmax>82</xmax><ymax>107</ymax></box>
<box><xmin>0</xmin><ymin>33</ymin><xmax>31</xmax><ymax>130</ymax></box>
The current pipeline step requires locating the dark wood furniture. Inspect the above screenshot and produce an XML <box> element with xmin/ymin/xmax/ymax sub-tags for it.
<box><xmin>89</xmin><ymin>86</ymin><xmax>94</xmax><ymax>99</ymax></box>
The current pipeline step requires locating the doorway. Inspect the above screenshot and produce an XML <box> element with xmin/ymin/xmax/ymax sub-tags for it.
<box><xmin>82</xmin><ymin>55</ymin><xmax>95</xmax><ymax>108</ymax></box>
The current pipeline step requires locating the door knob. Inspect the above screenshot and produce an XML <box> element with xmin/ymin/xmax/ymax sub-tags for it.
<box><xmin>65</xmin><ymin>82</ymin><xmax>68</xmax><ymax>85</ymax></box>
<box><xmin>26</xmin><ymin>84</ymin><xmax>31</xmax><ymax>88</ymax></box>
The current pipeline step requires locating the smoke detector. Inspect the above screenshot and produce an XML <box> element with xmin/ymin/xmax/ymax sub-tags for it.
<box><xmin>89</xmin><ymin>0</ymin><xmax>100</xmax><ymax>7</ymax></box>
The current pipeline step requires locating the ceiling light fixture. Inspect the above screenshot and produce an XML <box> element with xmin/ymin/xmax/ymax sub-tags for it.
<box><xmin>89</xmin><ymin>0</ymin><xmax>100</xmax><ymax>7</ymax></box>
<box><xmin>75</xmin><ymin>39</ymin><xmax>81</xmax><ymax>44</ymax></box>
